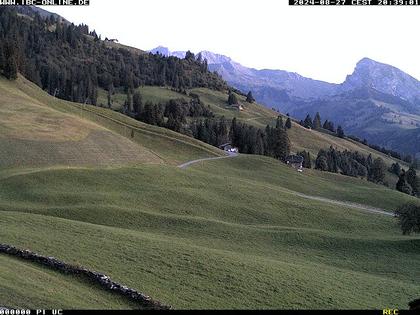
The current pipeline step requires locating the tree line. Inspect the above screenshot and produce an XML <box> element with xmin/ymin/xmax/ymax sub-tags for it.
<box><xmin>301</xmin><ymin>111</ymin><xmax>416</xmax><ymax>164</ymax></box>
<box><xmin>125</xmin><ymin>92</ymin><xmax>292</xmax><ymax>161</ymax></box>
<box><xmin>300</xmin><ymin>112</ymin><xmax>345</xmax><ymax>138</ymax></box>
<box><xmin>0</xmin><ymin>7</ymin><xmax>227</xmax><ymax>105</ymax></box>
<box><xmin>314</xmin><ymin>146</ymin><xmax>387</xmax><ymax>184</ymax></box>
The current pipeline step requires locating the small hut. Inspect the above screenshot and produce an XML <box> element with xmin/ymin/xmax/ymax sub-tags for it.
<box><xmin>286</xmin><ymin>155</ymin><xmax>304</xmax><ymax>171</ymax></box>
<box><xmin>219</xmin><ymin>143</ymin><xmax>238</xmax><ymax>153</ymax></box>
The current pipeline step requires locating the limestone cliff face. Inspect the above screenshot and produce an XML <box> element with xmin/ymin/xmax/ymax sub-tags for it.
<box><xmin>341</xmin><ymin>58</ymin><xmax>420</xmax><ymax>102</ymax></box>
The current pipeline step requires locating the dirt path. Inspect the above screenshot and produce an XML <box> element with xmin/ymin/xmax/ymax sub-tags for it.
<box><xmin>178</xmin><ymin>153</ymin><xmax>393</xmax><ymax>216</ymax></box>
<box><xmin>178</xmin><ymin>151</ymin><xmax>238</xmax><ymax>169</ymax></box>
<box><xmin>291</xmin><ymin>192</ymin><xmax>394</xmax><ymax>216</ymax></box>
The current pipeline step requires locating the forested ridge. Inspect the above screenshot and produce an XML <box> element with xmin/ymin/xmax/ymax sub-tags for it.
<box><xmin>0</xmin><ymin>6</ymin><xmax>292</xmax><ymax>164</ymax></box>
<box><xmin>0</xmin><ymin>6</ymin><xmax>227</xmax><ymax>105</ymax></box>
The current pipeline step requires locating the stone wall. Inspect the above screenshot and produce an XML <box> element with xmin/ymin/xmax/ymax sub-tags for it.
<box><xmin>0</xmin><ymin>244</ymin><xmax>170</xmax><ymax>310</ymax></box>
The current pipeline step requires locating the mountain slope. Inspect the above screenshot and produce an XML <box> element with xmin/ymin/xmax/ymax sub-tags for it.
<box><xmin>150</xmin><ymin>47</ymin><xmax>420</xmax><ymax>157</ymax></box>
<box><xmin>97</xmin><ymin>82</ymin><xmax>408</xmax><ymax>173</ymax></box>
<box><xmin>0</xmin><ymin>75</ymin><xmax>224</xmax><ymax>170</ymax></box>
<box><xmin>288</xmin><ymin>59</ymin><xmax>420</xmax><ymax>157</ymax></box>
<box><xmin>0</xmin><ymin>76</ymin><xmax>162</xmax><ymax>168</ymax></box>
<box><xmin>342</xmin><ymin>58</ymin><xmax>420</xmax><ymax>102</ymax></box>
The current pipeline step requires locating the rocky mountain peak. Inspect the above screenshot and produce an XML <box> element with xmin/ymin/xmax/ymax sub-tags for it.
<box><xmin>342</xmin><ymin>58</ymin><xmax>420</xmax><ymax>101</ymax></box>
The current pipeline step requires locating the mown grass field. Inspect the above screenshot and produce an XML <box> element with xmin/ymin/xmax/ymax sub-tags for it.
<box><xmin>0</xmin><ymin>155</ymin><xmax>419</xmax><ymax>309</ymax></box>
<box><xmin>0</xmin><ymin>76</ymin><xmax>223</xmax><ymax>168</ymax></box>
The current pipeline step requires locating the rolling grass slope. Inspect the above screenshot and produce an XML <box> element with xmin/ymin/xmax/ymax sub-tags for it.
<box><xmin>101</xmin><ymin>85</ymin><xmax>404</xmax><ymax>186</ymax></box>
<box><xmin>99</xmin><ymin>85</ymin><xmax>406</xmax><ymax>169</ymax></box>
<box><xmin>2</xmin><ymin>76</ymin><xmax>419</xmax><ymax>309</ymax></box>
<box><xmin>0</xmin><ymin>255</ymin><xmax>139</xmax><ymax>309</ymax></box>
<box><xmin>1</xmin><ymin>155</ymin><xmax>419</xmax><ymax>309</ymax></box>
<box><xmin>0</xmin><ymin>76</ymin><xmax>223</xmax><ymax>169</ymax></box>
<box><xmin>189</xmin><ymin>88</ymin><xmax>409</xmax><ymax>168</ymax></box>
<box><xmin>0</xmin><ymin>76</ymin><xmax>161</xmax><ymax>169</ymax></box>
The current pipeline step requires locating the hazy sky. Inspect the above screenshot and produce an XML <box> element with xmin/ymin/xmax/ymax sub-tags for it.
<box><xmin>40</xmin><ymin>1</ymin><xmax>420</xmax><ymax>83</ymax></box>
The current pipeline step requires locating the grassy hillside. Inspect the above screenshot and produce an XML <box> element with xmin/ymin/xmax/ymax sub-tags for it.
<box><xmin>0</xmin><ymin>76</ymin><xmax>224</xmax><ymax>168</ymax></box>
<box><xmin>0</xmin><ymin>255</ymin><xmax>139</xmax><ymax>309</ymax></box>
<box><xmin>98</xmin><ymin>85</ymin><xmax>408</xmax><ymax>187</ymax></box>
<box><xmin>1</xmin><ymin>154</ymin><xmax>419</xmax><ymax>309</ymax></box>
<box><xmin>1</xmin><ymin>75</ymin><xmax>419</xmax><ymax>309</ymax></box>
<box><xmin>0</xmin><ymin>76</ymin><xmax>161</xmax><ymax>168</ymax></box>
<box><xmin>189</xmin><ymin>88</ymin><xmax>410</xmax><ymax>168</ymax></box>
<box><xmin>99</xmin><ymin>85</ymin><xmax>406</xmax><ymax>168</ymax></box>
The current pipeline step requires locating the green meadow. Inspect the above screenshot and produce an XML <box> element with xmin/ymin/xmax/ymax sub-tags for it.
<box><xmin>0</xmin><ymin>76</ymin><xmax>419</xmax><ymax>309</ymax></box>
<box><xmin>1</xmin><ymin>156</ymin><xmax>419</xmax><ymax>309</ymax></box>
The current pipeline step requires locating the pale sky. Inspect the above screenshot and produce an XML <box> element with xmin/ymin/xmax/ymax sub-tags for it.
<box><xmin>40</xmin><ymin>1</ymin><xmax>420</xmax><ymax>84</ymax></box>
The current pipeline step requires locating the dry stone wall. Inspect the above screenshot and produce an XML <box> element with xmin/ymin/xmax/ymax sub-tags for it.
<box><xmin>0</xmin><ymin>244</ymin><xmax>170</xmax><ymax>310</ymax></box>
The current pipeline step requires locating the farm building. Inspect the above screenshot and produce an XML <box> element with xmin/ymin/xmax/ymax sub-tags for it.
<box><xmin>232</xmin><ymin>104</ymin><xmax>244</xmax><ymax>111</ymax></box>
<box><xmin>219</xmin><ymin>143</ymin><xmax>238</xmax><ymax>153</ymax></box>
<box><xmin>286</xmin><ymin>155</ymin><xmax>304</xmax><ymax>171</ymax></box>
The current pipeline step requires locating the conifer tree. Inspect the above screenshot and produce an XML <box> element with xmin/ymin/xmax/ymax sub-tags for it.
<box><xmin>313</xmin><ymin>112</ymin><xmax>322</xmax><ymax>129</ymax></box>
<box><xmin>285</xmin><ymin>117</ymin><xmax>292</xmax><ymax>129</ymax></box>
<box><xmin>133</xmin><ymin>91</ymin><xmax>143</xmax><ymax>114</ymax></box>
<box><xmin>298</xmin><ymin>151</ymin><xmax>312</xmax><ymax>168</ymax></box>
<box><xmin>315</xmin><ymin>150</ymin><xmax>328</xmax><ymax>171</ymax></box>
<box><xmin>124</xmin><ymin>91</ymin><xmax>132</xmax><ymax>113</ymax></box>
<box><xmin>107</xmin><ymin>83</ymin><xmax>114</xmax><ymax>108</ymax></box>
<box><xmin>337</xmin><ymin>125</ymin><xmax>345</xmax><ymax>138</ymax></box>
<box><xmin>303</xmin><ymin>114</ymin><xmax>313</xmax><ymax>129</ymax></box>
<box><xmin>369</xmin><ymin>157</ymin><xmax>386</xmax><ymax>184</ymax></box>
<box><xmin>276</xmin><ymin>116</ymin><xmax>284</xmax><ymax>129</ymax></box>
<box><xmin>228</xmin><ymin>92</ymin><xmax>238</xmax><ymax>105</ymax></box>
<box><xmin>246</xmin><ymin>91</ymin><xmax>255</xmax><ymax>103</ymax></box>
<box><xmin>396</xmin><ymin>171</ymin><xmax>412</xmax><ymax>195</ymax></box>
<box><xmin>0</xmin><ymin>43</ymin><xmax>5</xmax><ymax>74</ymax></box>
<box><xmin>272</xmin><ymin>127</ymin><xmax>290</xmax><ymax>161</ymax></box>
<box><xmin>3</xmin><ymin>41</ymin><xmax>17</xmax><ymax>80</ymax></box>
<box><xmin>406</xmin><ymin>166</ymin><xmax>420</xmax><ymax>196</ymax></box>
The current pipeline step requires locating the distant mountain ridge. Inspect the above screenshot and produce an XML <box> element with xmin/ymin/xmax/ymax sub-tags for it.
<box><xmin>150</xmin><ymin>47</ymin><xmax>420</xmax><ymax>157</ymax></box>
<box><xmin>150</xmin><ymin>46</ymin><xmax>420</xmax><ymax>103</ymax></box>
<box><xmin>149</xmin><ymin>46</ymin><xmax>339</xmax><ymax>100</ymax></box>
